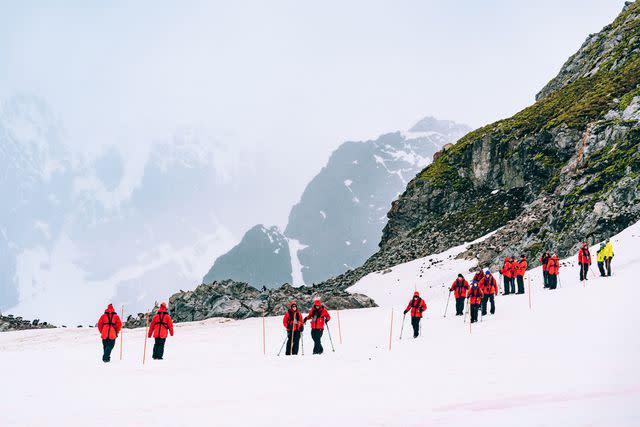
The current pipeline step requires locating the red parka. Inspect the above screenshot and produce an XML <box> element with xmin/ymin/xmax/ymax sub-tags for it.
<box><xmin>472</xmin><ymin>271</ymin><xmax>485</xmax><ymax>283</ymax></box>
<box><xmin>305</xmin><ymin>300</ymin><xmax>330</xmax><ymax>330</ymax></box>
<box><xmin>479</xmin><ymin>274</ymin><xmax>498</xmax><ymax>295</ymax></box>
<box><xmin>283</xmin><ymin>302</ymin><xmax>304</xmax><ymax>331</ymax></box>
<box><xmin>97</xmin><ymin>304</ymin><xmax>122</xmax><ymax>340</ymax></box>
<box><xmin>468</xmin><ymin>285</ymin><xmax>484</xmax><ymax>305</ymax></box>
<box><xmin>578</xmin><ymin>245</ymin><xmax>592</xmax><ymax>265</ymax></box>
<box><xmin>148</xmin><ymin>303</ymin><xmax>174</xmax><ymax>339</ymax></box>
<box><xmin>501</xmin><ymin>258</ymin><xmax>514</xmax><ymax>278</ymax></box>
<box><xmin>404</xmin><ymin>292</ymin><xmax>427</xmax><ymax>318</ymax></box>
<box><xmin>450</xmin><ymin>278</ymin><xmax>470</xmax><ymax>298</ymax></box>
<box><xmin>547</xmin><ymin>256</ymin><xmax>560</xmax><ymax>276</ymax></box>
<box><xmin>516</xmin><ymin>258</ymin><xmax>527</xmax><ymax>276</ymax></box>
<box><xmin>540</xmin><ymin>253</ymin><xmax>550</xmax><ymax>271</ymax></box>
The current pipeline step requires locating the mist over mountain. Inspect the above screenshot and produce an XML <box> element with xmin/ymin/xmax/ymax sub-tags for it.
<box><xmin>203</xmin><ymin>118</ymin><xmax>470</xmax><ymax>288</ymax></box>
<box><xmin>0</xmin><ymin>95</ymin><xmax>245</xmax><ymax>323</ymax></box>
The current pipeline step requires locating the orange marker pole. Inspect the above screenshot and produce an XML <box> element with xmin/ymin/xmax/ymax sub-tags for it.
<box><xmin>119</xmin><ymin>305</ymin><xmax>124</xmax><ymax>360</ymax></box>
<box><xmin>142</xmin><ymin>311</ymin><xmax>149</xmax><ymax>365</ymax></box>
<box><xmin>528</xmin><ymin>277</ymin><xmax>532</xmax><ymax>310</ymax></box>
<box><xmin>388</xmin><ymin>309</ymin><xmax>394</xmax><ymax>351</ymax></box>
<box><xmin>262</xmin><ymin>309</ymin><xmax>266</xmax><ymax>355</ymax></box>
<box><xmin>337</xmin><ymin>309</ymin><xmax>342</xmax><ymax>345</ymax></box>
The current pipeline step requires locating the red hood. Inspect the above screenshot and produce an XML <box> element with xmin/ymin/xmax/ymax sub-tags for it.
<box><xmin>158</xmin><ymin>303</ymin><xmax>167</xmax><ymax>313</ymax></box>
<box><xmin>413</xmin><ymin>291</ymin><xmax>420</xmax><ymax>297</ymax></box>
<box><xmin>105</xmin><ymin>304</ymin><xmax>115</xmax><ymax>314</ymax></box>
<box><xmin>313</xmin><ymin>299</ymin><xmax>322</xmax><ymax>307</ymax></box>
<box><xmin>289</xmin><ymin>301</ymin><xmax>298</xmax><ymax>310</ymax></box>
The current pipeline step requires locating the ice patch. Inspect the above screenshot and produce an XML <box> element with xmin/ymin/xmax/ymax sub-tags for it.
<box><xmin>287</xmin><ymin>238</ymin><xmax>307</xmax><ymax>287</ymax></box>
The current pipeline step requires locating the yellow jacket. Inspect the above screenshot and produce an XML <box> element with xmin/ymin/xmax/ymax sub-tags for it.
<box><xmin>604</xmin><ymin>241</ymin><xmax>614</xmax><ymax>258</ymax></box>
<box><xmin>596</xmin><ymin>246</ymin><xmax>607</xmax><ymax>262</ymax></box>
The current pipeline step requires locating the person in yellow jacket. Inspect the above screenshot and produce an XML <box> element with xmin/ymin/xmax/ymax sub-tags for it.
<box><xmin>604</xmin><ymin>239</ymin><xmax>614</xmax><ymax>276</ymax></box>
<box><xmin>596</xmin><ymin>243</ymin><xmax>607</xmax><ymax>277</ymax></box>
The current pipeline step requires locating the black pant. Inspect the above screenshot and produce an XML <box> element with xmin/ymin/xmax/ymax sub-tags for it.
<box><xmin>455</xmin><ymin>297</ymin><xmax>465</xmax><ymax>315</ymax></box>
<box><xmin>605</xmin><ymin>257</ymin><xmax>612</xmax><ymax>276</ymax></box>
<box><xmin>311</xmin><ymin>329</ymin><xmax>324</xmax><ymax>354</ymax></box>
<box><xmin>597</xmin><ymin>261</ymin><xmax>606</xmax><ymax>276</ymax></box>
<box><xmin>152</xmin><ymin>338</ymin><xmax>166</xmax><ymax>359</ymax></box>
<box><xmin>579</xmin><ymin>263</ymin><xmax>589</xmax><ymax>281</ymax></box>
<box><xmin>411</xmin><ymin>317</ymin><xmax>421</xmax><ymax>338</ymax></box>
<box><xmin>503</xmin><ymin>276</ymin><xmax>510</xmax><ymax>294</ymax></box>
<box><xmin>286</xmin><ymin>330</ymin><xmax>301</xmax><ymax>355</ymax></box>
<box><xmin>516</xmin><ymin>275</ymin><xmax>525</xmax><ymax>294</ymax></box>
<box><xmin>470</xmin><ymin>304</ymin><xmax>480</xmax><ymax>323</ymax></box>
<box><xmin>481</xmin><ymin>294</ymin><xmax>495</xmax><ymax>315</ymax></box>
<box><xmin>102</xmin><ymin>339</ymin><xmax>115</xmax><ymax>362</ymax></box>
<box><xmin>543</xmin><ymin>270</ymin><xmax>549</xmax><ymax>287</ymax></box>
<box><xmin>548</xmin><ymin>274</ymin><xmax>558</xmax><ymax>289</ymax></box>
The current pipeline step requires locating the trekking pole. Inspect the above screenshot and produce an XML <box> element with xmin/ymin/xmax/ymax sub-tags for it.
<box><xmin>326</xmin><ymin>323</ymin><xmax>336</xmax><ymax>352</ymax></box>
<box><xmin>142</xmin><ymin>311</ymin><xmax>149</xmax><ymax>365</ymax></box>
<box><xmin>443</xmin><ymin>291</ymin><xmax>451</xmax><ymax>318</ymax></box>
<box><xmin>119</xmin><ymin>305</ymin><xmax>124</xmax><ymax>360</ymax></box>
<box><xmin>528</xmin><ymin>277</ymin><xmax>532</xmax><ymax>310</ymax></box>
<box><xmin>463</xmin><ymin>298</ymin><xmax>469</xmax><ymax>323</ymax></box>
<box><xmin>301</xmin><ymin>331</ymin><xmax>304</xmax><ymax>356</ymax></box>
<box><xmin>277</xmin><ymin>335</ymin><xmax>287</xmax><ymax>356</ymax></box>
<box><xmin>262</xmin><ymin>309</ymin><xmax>266</xmax><ymax>355</ymax></box>
<box><xmin>399</xmin><ymin>313</ymin><xmax>406</xmax><ymax>339</ymax></box>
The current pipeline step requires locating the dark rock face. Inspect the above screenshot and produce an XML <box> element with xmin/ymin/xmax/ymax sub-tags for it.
<box><xmin>123</xmin><ymin>279</ymin><xmax>375</xmax><ymax>327</ymax></box>
<box><xmin>202</xmin><ymin>225</ymin><xmax>292</xmax><ymax>288</ymax></box>
<box><xmin>0</xmin><ymin>314</ymin><xmax>55</xmax><ymax>332</ymax></box>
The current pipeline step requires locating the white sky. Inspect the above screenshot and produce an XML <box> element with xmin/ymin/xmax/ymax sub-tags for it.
<box><xmin>0</xmin><ymin>0</ymin><xmax>629</xmax><ymax>230</ymax></box>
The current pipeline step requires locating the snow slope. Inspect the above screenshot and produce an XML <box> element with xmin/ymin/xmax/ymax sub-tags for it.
<box><xmin>1</xmin><ymin>222</ymin><xmax>640</xmax><ymax>426</ymax></box>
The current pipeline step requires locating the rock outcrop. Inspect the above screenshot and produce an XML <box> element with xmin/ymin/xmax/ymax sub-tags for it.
<box><xmin>0</xmin><ymin>314</ymin><xmax>55</xmax><ymax>332</ymax></box>
<box><xmin>123</xmin><ymin>279</ymin><xmax>375</xmax><ymax>327</ymax></box>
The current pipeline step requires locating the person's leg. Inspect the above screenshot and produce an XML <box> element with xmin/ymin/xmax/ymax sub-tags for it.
<box><xmin>311</xmin><ymin>329</ymin><xmax>321</xmax><ymax>354</ymax></box>
<box><xmin>550</xmin><ymin>275</ymin><xmax>557</xmax><ymax>289</ymax></box>
<box><xmin>151</xmin><ymin>338</ymin><xmax>158</xmax><ymax>359</ymax></box>
<box><xmin>317</xmin><ymin>329</ymin><xmax>324</xmax><ymax>354</ymax></box>
<box><xmin>503</xmin><ymin>276</ymin><xmax>510</xmax><ymax>295</ymax></box>
<box><xmin>471</xmin><ymin>304</ymin><xmax>478</xmax><ymax>322</ymax></box>
<box><xmin>105</xmin><ymin>339</ymin><xmax>115</xmax><ymax>361</ymax></box>
<box><xmin>606</xmin><ymin>257</ymin><xmax>612</xmax><ymax>276</ymax></box>
<box><xmin>286</xmin><ymin>331</ymin><xmax>293</xmax><ymax>355</ymax></box>
<box><xmin>456</xmin><ymin>297</ymin><xmax>463</xmax><ymax>315</ymax></box>
<box><xmin>292</xmin><ymin>331</ymin><xmax>300</xmax><ymax>354</ymax></box>
<box><xmin>157</xmin><ymin>338</ymin><xmax>166</xmax><ymax>359</ymax></box>
<box><xmin>102</xmin><ymin>339</ymin><xmax>108</xmax><ymax>362</ymax></box>
<box><xmin>411</xmin><ymin>317</ymin><xmax>420</xmax><ymax>337</ymax></box>
<box><xmin>598</xmin><ymin>262</ymin><xmax>605</xmax><ymax>276</ymax></box>
<box><xmin>481</xmin><ymin>295</ymin><xmax>488</xmax><ymax>316</ymax></box>
<box><xmin>510</xmin><ymin>277</ymin><xmax>516</xmax><ymax>294</ymax></box>
<box><xmin>543</xmin><ymin>271</ymin><xmax>549</xmax><ymax>287</ymax></box>
<box><xmin>489</xmin><ymin>295</ymin><xmax>495</xmax><ymax>314</ymax></box>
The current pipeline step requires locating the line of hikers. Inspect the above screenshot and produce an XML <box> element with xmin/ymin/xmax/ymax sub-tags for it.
<box><xmin>97</xmin><ymin>240</ymin><xmax>616</xmax><ymax>359</ymax></box>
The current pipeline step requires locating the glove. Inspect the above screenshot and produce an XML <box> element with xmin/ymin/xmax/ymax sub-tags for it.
<box><xmin>324</xmin><ymin>317</ymin><xmax>329</xmax><ymax>323</ymax></box>
<box><xmin>403</xmin><ymin>310</ymin><xmax>408</xmax><ymax>315</ymax></box>
<box><xmin>304</xmin><ymin>318</ymin><xmax>308</xmax><ymax>324</ymax></box>
<box><xmin>299</xmin><ymin>326</ymin><xmax>304</xmax><ymax>333</ymax></box>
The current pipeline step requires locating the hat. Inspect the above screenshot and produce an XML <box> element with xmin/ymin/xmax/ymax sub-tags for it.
<box><xmin>485</xmin><ymin>270</ymin><xmax>491</xmax><ymax>275</ymax></box>
<box><xmin>457</xmin><ymin>273</ymin><xmax>463</xmax><ymax>278</ymax></box>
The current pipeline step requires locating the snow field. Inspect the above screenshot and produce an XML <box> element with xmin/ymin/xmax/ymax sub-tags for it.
<box><xmin>1</xmin><ymin>222</ymin><xmax>640</xmax><ymax>426</ymax></box>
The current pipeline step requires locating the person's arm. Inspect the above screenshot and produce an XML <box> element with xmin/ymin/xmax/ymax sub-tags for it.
<box><xmin>283</xmin><ymin>312</ymin><xmax>290</xmax><ymax>328</ymax></box>
<box><xmin>421</xmin><ymin>300</ymin><xmax>427</xmax><ymax>312</ymax></box>
<box><xmin>167</xmin><ymin>316</ymin><xmax>174</xmax><ymax>336</ymax></box>
<box><xmin>97</xmin><ymin>315</ymin><xmax>104</xmax><ymax>333</ymax></box>
<box><xmin>404</xmin><ymin>301</ymin><xmax>411</xmax><ymax>314</ymax></box>
<box><xmin>148</xmin><ymin>316</ymin><xmax>157</xmax><ymax>338</ymax></box>
<box><xmin>323</xmin><ymin>309</ymin><xmax>331</xmax><ymax>322</ymax></box>
<box><xmin>115</xmin><ymin>316</ymin><xmax>123</xmax><ymax>334</ymax></box>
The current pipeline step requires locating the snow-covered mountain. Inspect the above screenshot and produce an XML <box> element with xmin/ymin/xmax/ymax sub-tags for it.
<box><xmin>203</xmin><ymin>117</ymin><xmax>470</xmax><ymax>288</ymax></box>
<box><xmin>1</xmin><ymin>96</ymin><xmax>238</xmax><ymax>323</ymax></box>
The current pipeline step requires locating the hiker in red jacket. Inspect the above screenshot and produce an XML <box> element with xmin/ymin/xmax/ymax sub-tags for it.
<box><xmin>578</xmin><ymin>242</ymin><xmax>592</xmax><ymax>282</ymax></box>
<box><xmin>540</xmin><ymin>250</ymin><xmax>551</xmax><ymax>288</ymax></box>
<box><xmin>479</xmin><ymin>271</ymin><xmax>498</xmax><ymax>316</ymax></box>
<box><xmin>304</xmin><ymin>299</ymin><xmax>330</xmax><ymax>354</ymax></box>
<box><xmin>450</xmin><ymin>274</ymin><xmax>470</xmax><ymax>316</ymax></box>
<box><xmin>148</xmin><ymin>303</ymin><xmax>174</xmax><ymax>360</ymax></box>
<box><xmin>97</xmin><ymin>304</ymin><xmax>122</xmax><ymax>363</ymax></box>
<box><xmin>283</xmin><ymin>301</ymin><xmax>304</xmax><ymax>355</ymax></box>
<box><xmin>546</xmin><ymin>255</ymin><xmax>561</xmax><ymax>289</ymax></box>
<box><xmin>500</xmin><ymin>257</ymin><xmax>515</xmax><ymax>295</ymax></box>
<box><xmin>515</xmin><ymin>255</ymin><xmax>527</xmax><ymax>294</ymax></box>
<box><xmin>472</xmin><ymin>269</ymin><xmax>485</xmax><ymax>284</ymax></box>
<box><xmin>467</xmin><ymin>282</ymin><xmax>483</xmax><ymax>323</ymax></box>
<box><xmin>404</xmin><ymin>291</ymin><xmax>427</xmax><ymax>338</ymax></box>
